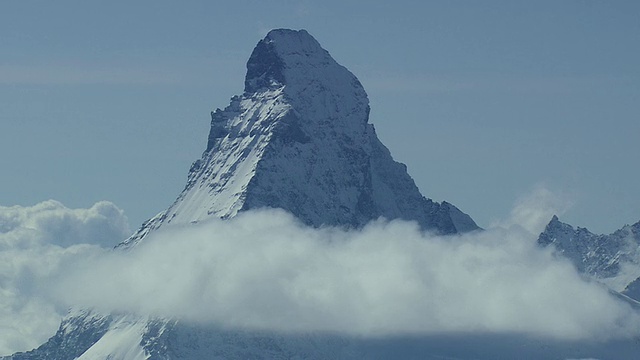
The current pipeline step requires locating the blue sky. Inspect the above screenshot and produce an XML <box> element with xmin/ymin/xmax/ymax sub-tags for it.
<box><xmin>1</xmin><ymin>0</ymin><xmax>639</xmax><ymax>233</ymax></box>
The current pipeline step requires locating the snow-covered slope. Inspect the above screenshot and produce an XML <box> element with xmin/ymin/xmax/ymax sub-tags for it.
<box><xmin>538</xmin><ymin>215</ymin><xmax>640</xmax><ymax>297</ymax></box>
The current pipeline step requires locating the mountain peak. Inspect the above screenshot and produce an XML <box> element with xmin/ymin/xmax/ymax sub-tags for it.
<box><xmin>262</xmin><ymin>28</ymin><xmax>320</xmax><ymax>53</ymax></box>
<box><xmin>122</xmin><ymin>28</ymin><xmax>478</xmax><ymax>247</ymax></box>
<box><xmin>244</xmin><ymin>29</ymin><xmax>322</xmax><ymax>93</ymax></box>
<box><xmin>244</xmin><ymin>29</ymin><xmax>351</xmax><ymax>94</ymax></box>
<box><xmin>17</xmin><ymin>28</ymin><xmax>482</xmax><ymax>359</ymax></box>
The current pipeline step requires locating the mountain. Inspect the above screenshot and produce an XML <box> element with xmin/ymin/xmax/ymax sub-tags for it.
<box><xmin>538</xmin><ymin>215</ymin><xmax>640</xmax><ymax>299</ymax></box>
<box><xmin>8</xmin><ymin>27</ymin><xmax>640</xmax><ymax>360</ymax></box>
<box><xmin>120</xmin><ymin>29</ymin><xmax>478</xmax><ymax>249</ymax></box>
<box><xmin>7</xmin><ymin>29</ymin><xmax>479</xmax><ymax>359</ymax></box>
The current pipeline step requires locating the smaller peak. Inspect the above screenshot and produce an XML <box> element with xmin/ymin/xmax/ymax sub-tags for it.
<box><xmin>548</xmin><ymin>215</ymin><xmax>571</xmax><ymax>227</ymax></box>
<box><xmin>543</xmin><ymin>215</ymin><xmax>567</xmax><ymax>231</ymax></box>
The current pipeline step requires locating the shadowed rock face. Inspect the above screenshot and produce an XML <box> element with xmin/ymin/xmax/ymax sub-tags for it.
<box><xmin>243</xmin><ymin>34</ymin><xmax>286</xmax><ymax>94</ymax></box>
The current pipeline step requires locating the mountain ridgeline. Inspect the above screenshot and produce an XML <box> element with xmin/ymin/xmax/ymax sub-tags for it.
<box><xmin>538</xmin><ymin>215</ymin><xmax>640</xmax><ymax>300</ymax></box>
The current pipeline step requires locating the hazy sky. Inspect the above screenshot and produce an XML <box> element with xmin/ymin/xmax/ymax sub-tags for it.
<box><xmin>1</xmin><ymin>0</ymin><xmax>639</xmax><ymax>233</ymax></box>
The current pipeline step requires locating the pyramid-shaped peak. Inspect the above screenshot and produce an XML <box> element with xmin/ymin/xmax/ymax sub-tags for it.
<box><xmin>119</xmin><ymin>28</ymin><xmax>478</xmax><ymax>248</ymax></box>
<box><xmin>244</xmin><ymin>28</ymin><xmax>345</xmax><ymax>93</ymax></box>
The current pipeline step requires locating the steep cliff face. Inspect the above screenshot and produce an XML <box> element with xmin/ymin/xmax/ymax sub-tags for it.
<box><xmin>121</xmin><ymin>29</ymin><xmax>477</xmax><ymax>249</ymax></box>
<box><xmin>538</xmin><ymin>215</ymin><xmax>640</xmax><ymax>296</ymax></box>
<box><xmin>8</xmin><ymin>29</ymin><xmax>479</xmax><ymax>359</ymax></box>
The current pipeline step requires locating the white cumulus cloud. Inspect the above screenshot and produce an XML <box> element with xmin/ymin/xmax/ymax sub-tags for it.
<box><xmin>2</xmin><ymin>193</ymin><xmax>640</xmax><ymax>357</ymax></box>
<box><xmin>50</xmin><ymin>208</ymin><xmax>640</xmax><ymax>341</ymax></box>
<box><xmin>0</xmin><ymin>200</ymin><xmax>130</xmax><ymax>249</ymax></box>
<box><xmin>0</xmin><ymin>200</ymin><xmax>130</xmax><ymax>355</ymax></box>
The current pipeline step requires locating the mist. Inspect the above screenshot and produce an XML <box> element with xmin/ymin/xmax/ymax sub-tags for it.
<box><xmin>0</xmin><ymin>200</ymin><xmax>129</xmax><ymax>355</ymax></box>
<box><xmin>2</xmin><ymin>193</ymin><xmax>640</xmax><ymax>356</ymax></box>
<box><xmin>50</xmin><ymin>207</ymin><xmax>640</xmax><ymax>341</ymax></box>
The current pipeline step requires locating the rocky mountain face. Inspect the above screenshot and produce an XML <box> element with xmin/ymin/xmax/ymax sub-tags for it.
<box><xmin>7</xmin><ymin>29</ymin><xmax>479</xmax><ymax>359</ymax></box>
<box><xmin>538</xmin><ymin>215</ymin><xmax>640</xmax><ymax>299</ymax></box>
<box><xmin>120</xmin><ymin>29</ymin><xmax>477</xmax><ymax>250</ymax></box>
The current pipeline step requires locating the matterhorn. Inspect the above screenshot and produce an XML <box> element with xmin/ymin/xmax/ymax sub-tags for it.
<box><xmin>7</xmin><ymin>29</ymin><xmax>478</xmax><ymax>359</ymax></box>
<box><xmin>119</xmin><ymin>28</ymin><xmax>479</xmax><ymax>250</ymax></box>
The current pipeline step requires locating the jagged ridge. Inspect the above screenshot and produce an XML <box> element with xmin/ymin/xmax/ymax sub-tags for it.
<box><xmin>538</xmin><ymin>215</ymin><xmax>640</xmax><ymax>297</ymax></box>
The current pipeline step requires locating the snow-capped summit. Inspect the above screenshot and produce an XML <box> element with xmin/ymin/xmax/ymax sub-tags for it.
<box><xmin>121</xmin><ymin>29</ymin><xmax>477</xmax><ymax>248</ymax></box>
<box><xmin>243</xmin><ymin>29</ymin><xmax>349</xmax><ymax>95</ymax></box>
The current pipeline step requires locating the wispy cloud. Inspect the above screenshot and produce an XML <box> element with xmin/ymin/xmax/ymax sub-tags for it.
<box><xmin>363</xmin><ymin>72</ymin><xmax>624</xmax><ymax>95</ymax></box>
<box><xmin>493</xmin><ymin>185</ymin><xmax>572</xmax><ymax>235</ymax></box>
<box><xmin>0</xmin><ymin>64</ymin><xmax>184</xmax><ymax>85</ymax></box>
<box><xmin>363</xmin><ymin>74</ymin><xmax>475</xmax><ymax>94</ymax></box>
<box><xmin>0</xmin><ymin>200</ymin><xmax>130</xmax><ymax>249</ymax></box>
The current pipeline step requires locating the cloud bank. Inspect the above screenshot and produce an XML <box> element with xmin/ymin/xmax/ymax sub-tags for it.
<box><xmin>2</xmin><ymin>192</ymin><xmax>640</xmax><ymax>356</ymax></box>
<box><xmin>52</xmin><ymin>209</ymin><xmax>640</xmax><ymax>341</ymax></box>
<box><xmin>0</xmin><ymin>200</ymin><xmax>130</xmax><ymax>355</ymax></box>
<box><xmin>0</xmin><ymin>200</ymin><xmax>130</xmax><ymax>249</ymax></box>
